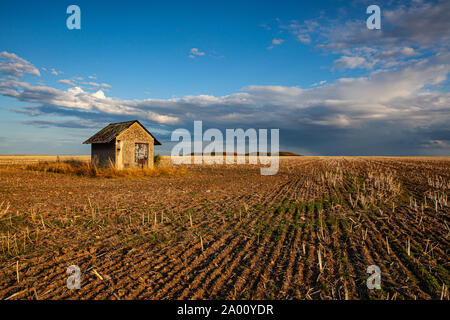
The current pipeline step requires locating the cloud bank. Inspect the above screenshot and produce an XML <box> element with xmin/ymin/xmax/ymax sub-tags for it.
<box><xmin>1</xmin><ymin>0</ymin><xmax>449</xmax><ymax>156</ymax></box>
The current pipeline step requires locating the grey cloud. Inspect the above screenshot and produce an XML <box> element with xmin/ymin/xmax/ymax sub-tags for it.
<box><xmin>279</xmin><ymin>1</ymin><xmax>449</xmax><ymax>70</ymax></box>
<box><xmin>22</xmin><ymin>119</ymin><xmax>100</xmax><ymax>129</ymax></box>
<box><xmin>318</xmin><ymin>1</ymin><xmax>450</xmax><ymax>51</ymax></box>
<box><xmin>59</xmin><ymin>79</ymin><xmax>76</xmax><ymax>86</ymax></box>
<box><xmin>0</xmin><ymin>51</ymin><xmax>40</xmax><ymax>77</ymax></box>
<box><xmin>2</xmin><ymin>49</ymin><xmax>449</xmax><ymax>155</ymax></box>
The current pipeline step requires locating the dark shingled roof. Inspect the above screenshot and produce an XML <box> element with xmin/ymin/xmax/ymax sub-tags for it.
<box><xmin>83</xmin><ymin>120</ymin><xmax>162</xmax><ymax>145</ymax></box>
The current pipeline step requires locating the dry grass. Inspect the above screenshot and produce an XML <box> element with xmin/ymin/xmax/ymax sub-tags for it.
<box><xmin>23</xmin><ymin>160</ymin><xmax>187</xmax><ymax>178</ymax></box>
<box><xmin>0</xmin><ymin>155</ymin><xmax>90</xmax><ymax>165</ymax></box>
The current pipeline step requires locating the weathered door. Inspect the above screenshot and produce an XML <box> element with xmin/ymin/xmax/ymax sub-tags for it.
<box><xmin>135</xmin><ymin>143</ymin><xmax>148</xmax><ymax>168</ymax></box>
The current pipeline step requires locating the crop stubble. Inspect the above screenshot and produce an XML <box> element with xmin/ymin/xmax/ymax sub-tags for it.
<box><xmin>0</xmin><ymin>157</ymin><xmax>448</xmax><ymax>299</ymax></box>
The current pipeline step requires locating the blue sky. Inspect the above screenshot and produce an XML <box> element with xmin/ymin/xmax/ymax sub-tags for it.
<box><xmin>0</xmin><ymin>0</ymin><xmax>449</xmax><ymax>155</ymax></box>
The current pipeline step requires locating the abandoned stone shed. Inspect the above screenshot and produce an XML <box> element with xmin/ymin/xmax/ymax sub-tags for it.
<box><xmin>83</xmin><ymin>120</ymin><xmax>161</xmax><ymax>169</ymax></box>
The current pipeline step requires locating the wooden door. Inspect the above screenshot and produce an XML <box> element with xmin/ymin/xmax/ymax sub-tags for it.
<box><xmin>135</xmin><ymin>143</ymin><xmax>148</xmax><ymax>168</ymax></box>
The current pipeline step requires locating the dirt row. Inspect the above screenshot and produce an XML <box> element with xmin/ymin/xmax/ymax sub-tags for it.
<box><xmin>0</xmin><ymin>157</ymin><xmax>448</xmax><ymax>299</ymax></box>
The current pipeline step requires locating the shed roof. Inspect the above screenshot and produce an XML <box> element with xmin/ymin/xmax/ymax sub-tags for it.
<box><xmin>83</xmin><ymin>120</ymin><xmax>162</xmax><ymax>145</ymax></box>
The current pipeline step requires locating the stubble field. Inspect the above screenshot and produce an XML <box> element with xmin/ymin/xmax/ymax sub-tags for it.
<box><xmin>0</xmin><ymin>156</ymin><xmax>448</xmax><ymax>300</ymax></box>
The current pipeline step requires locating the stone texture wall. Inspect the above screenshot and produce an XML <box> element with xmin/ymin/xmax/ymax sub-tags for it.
<box><xmin>115</xmin><ymin>122</ymin><xmax>155</xmax><ymax>169</ymax></box>
<box><xmin>91</xmin><ymin>142</ymin><xmax>115</xmax><ymax>166</ymax></box>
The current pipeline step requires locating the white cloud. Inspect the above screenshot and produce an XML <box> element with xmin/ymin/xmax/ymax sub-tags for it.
<box><xmin>59</xmin><ymin>79</ymin><xmax>76</xmax><ymax>86</ymax></box>
<box><xmin>272</xmin><ymin>38</ymin><xmax>284</xmax><ymax>45</ymax></box>
<box><xmin>334</xmin><ymin>56</ymin><xmax>371</xmax><ymax>69</ymax></box>
<box><xmin>8</xmin><ymin>52</ymin><xmax>449</xmax><ymax>128</ymax></box>
<box><xmin>189</xmin><ymin>48</ymin><xmax>205</xmax><ymax>58</ymax></box>
<box><xmin>267</xmin><ymin>38</ymin><xmax>285</xmax><ymax>50</ymax></box>
<box><xmin>312</xmin><ymin>80</ymin><xmax>327</xmax><ymax>87</ymax></box>
<box><xmin>92</xmin><ymin>90</ymin><xmax>106</xmax><ymax>99</ymax></box>
<box><xmin>278</xmin><ymin>19</ymin><xmax>317</xmax><ymax>45</ymax></box>
<box><xmin>297</xmin><ymin>34</ymin><xmax>311</xmax><ymax>44</ymax></box>
<box><xmin>81</xmin><ymin>81</ymin><xmax>100</xmax><ymax>87</ymax></box>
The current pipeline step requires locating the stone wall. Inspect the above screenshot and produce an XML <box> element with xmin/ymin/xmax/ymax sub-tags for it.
<box><xmin>115</xmin><ymin>122</ymin><xmax>155</xmax><ymax>169</ymax></box>
<box><xmin>92</xmin><ymin>142</ymin><xmax>115</xmax><ymax>166</ymax></box>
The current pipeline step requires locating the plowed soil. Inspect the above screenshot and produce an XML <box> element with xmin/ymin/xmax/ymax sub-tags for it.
<box><xmin>0</xmin><ymin>157</ymin><xmax>448</xmax><ymax>300</ymax></box>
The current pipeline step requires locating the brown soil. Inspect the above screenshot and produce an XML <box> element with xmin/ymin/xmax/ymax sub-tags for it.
<box><xmin>0</xmin><ymin>157</ymin><xmax>448</xmax><ymax>300</ymax></box>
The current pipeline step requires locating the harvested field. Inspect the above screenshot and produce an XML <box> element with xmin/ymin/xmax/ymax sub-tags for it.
<box><xmin>0</xmin><ymin>155</ymin><xmax>90</xmax><ymax>165</ymax></box>
<box><xmin>0</xmin><ymin>156</ymin><xmax>448</xmax><ymax>300</ymax></box>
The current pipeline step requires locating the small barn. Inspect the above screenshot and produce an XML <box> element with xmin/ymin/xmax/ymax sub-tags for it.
<box><xmin>83</xmin><ymin>120</ymin><xmax>161</xmax><ymax>169</ymax></box>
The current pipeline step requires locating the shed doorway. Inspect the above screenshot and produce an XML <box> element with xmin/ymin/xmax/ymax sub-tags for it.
<box><xmin>135</xmin><ymin>143</ymin><xmax>148</xmax><ymax>168</ymax></box>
